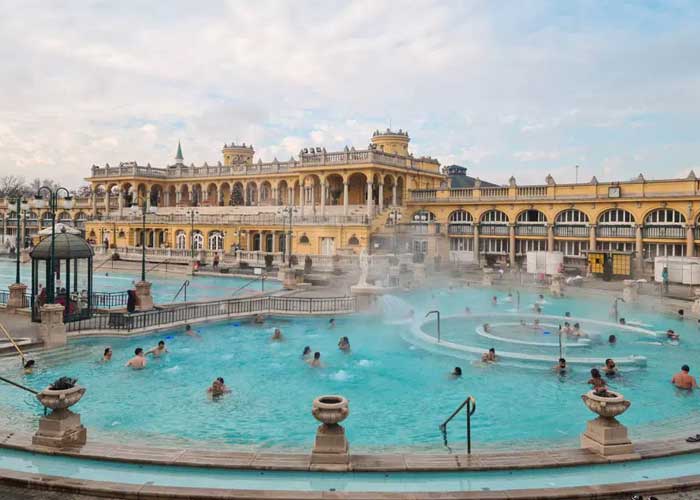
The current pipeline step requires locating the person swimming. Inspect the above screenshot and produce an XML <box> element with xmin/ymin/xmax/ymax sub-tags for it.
<box><xmin>619</xmin><ymin>318</ymin><xmax>626</xmax><ymax>325</ymax></box>
<box><xmin>533</xmin><ymin>304</ymin><xmax>542</xmax><ymax>314</ymax></box>
<box><xmin>553</xmin><ymin>358</ymin><xmax>568</xmax><ymax>374</ymax></box>
<box><xmin>271</xmin><ymin>328</ymin><xmax>283</xmax><ymax>341</ymax></box>
<box><xmin>588</xmin><ymin>368</ymin><xmax>608</xmax><ymax>395</ymax></box>
<box><xmin>608</xmin><ymin>334</ymin><xmax>617</xmax><ymax>344</ymax></box>
<box><xmin>678</xmin><ymin>309</ymin><xmax>685</xmax><ymax>320</ymax></box>
<box><xmin>672</xmin><ymin>364</ymin><xmax>697</xmax><ymax>390</ymax></box>
<box><xmin>254</xmin><ymin>314</ymin><xmax>265</xmax><ymax>324</ymax></box>
<box><xmin>563</xmin><ymin>322</ymin><xmax>573</xmax><ymax>335</ymax></box>
<box><xmin>603</xmin><ymin>358</ymin><xmax>618</xmax><ymax>377</ymax></box>
<box><xmin>307</xmin><ymin>352</ymin><xmax>323</xmax><ymax>368</ymax></box>
<box><xmin>504</xmin><ymin>293</ymin><xmax>513</xmax><ymax>303</ymax></box>
<box><xmin>301</xmin><ymin>346</ymin><xmax>312</xmax><ymax>360</ymax></box>
<box><xmin>146</xmin><ymin>340</ymin><xmax>168</xmax><ymax>357</ymax></box>
<box><xmin>329</xmin><ymin>318</ymin><xmax>336</xmax><ymax>329</ymax></box>
<box><xmin>125</xmin><ymin>348</ymin><xmax>147</xmax><ymax>369</ymax></box>
<box><xmin>491</xmin><ymin>296</ymin><xmax>498</xmax><ymax>306</ymax></box>
<box><xmin>22</xmin><ymin>359</ymin><xmax>35</xmax><ymax>374</ymax></box>
<box><xmin>207</xmin><ymin>377</ymin><xmax>231</xmax><ymax>398</ymax></box>
<box><xmin>483</xmin><ymin>323</ymin><xmax>491</xmax><ymax>333</ymax></box>
<box><xmin>102</xmin><ymin>347</ymin><xmax>112</xmax><ymax>362</ymax></box>
<box><xmin>338</xmin><ymin>336</ymin><xmax>350</xmax><ymax>352</ymax></box>
<box><xmin>450</xmin><ymin>366</ymin><xmax>462</xmax><ymax>379</ymax></box>
<box><xmin>184</xmin><ymin>324</ymin><xmax>201</xmax><ymax>338</ymax></box>
<box><xmin>482</xmin><ymin>348</ymin><xmax>497</xmax><ymax>363</ymax></box>
<box><xmin>666</xmin><ymin>329</ymin><xmax>680</xmax><ymax>341</ymax></box>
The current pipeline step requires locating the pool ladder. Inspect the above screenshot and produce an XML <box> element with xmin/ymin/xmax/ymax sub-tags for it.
<box><xmin>439</xmin><ymin>396</ymin><xmax>476</xmax><ymax>454</ymax></box>
<box><xmin>172</xmin><ymin>280</ymin><xmax>190</xmax><ymax>302</ymax></box>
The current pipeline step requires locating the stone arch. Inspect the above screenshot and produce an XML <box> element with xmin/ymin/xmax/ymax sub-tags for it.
<box><xmin>232</xmin><ymin>182</ymin><xmax>244</xmax><ymax>206</ymax></box>
<box><xmin>347</xmin><ymin>172</ymin><xmax>368</xmax><ymax>205</ymax></box>
<box><xmin>326</xmin><ymin>174</ymin><xmax>344</xmax><ymax>206</ymax></box>
<box><xmin>179</xmin><ymin>184</ymin><xmax>191</xmax><ymax>206</ymax></box>
<box><xmin>167</xmin><ymin>185</ymin><xmax>177</xmax><ymax>207</ymax></box>
<box><xmin>191</xmin><ymin>184</ymin><xmax>203</xmax><ymax>206</ymax></box>
<box><xmin>383</xmin><ymin>174</ymin><xmax>395</xmax><ymax>206</ymax></box>
<box><xmin>348</xmin><ymin>235</ymin><xmax>360</xmax><ymax>246</ymax></box>
<box><xmin>219</xmin><ymin>182</ymin><xmax>231</xmax><ymax>206</ymax></box>
<box><xmin>150</xmin><ymin>184</ymin><xmax>163</xmax><ymax>207</ymax></box>
<box><xmin>206</xmin><ymin>182</ymin><xmax>218</xmax><ymax>206</ymax></box>
<box><xmin>246</xmin><ymin>181</ymin><xmax>258</xmax><ymax>206</ymax></box>
<box><xmin>277</xmin><ymin>180</ymin><xmax>289</xmax><ymax>205</ymax></box>
<box><xmin>260</xmin><ymin>181</ymin><xmax>273</xmax><ymax>205</ymax></box>
<box><xmin>516</xmin><ymin>208</ymin><xmax>547</xmax><ymax>224</ymax></box>
<box><xmin>136</xmin><ymin>183</ymin><xmax>148</xmax><ymax>204</ymax></box>
<box><xmin>644</xmin><ymin>207</ymin><xmax>685</xmax><ymax>225</ymax></box>
<box><xmin>555</xmin><ymin>208</ymin><xmax>590</xmax><ymax>224</ymax></box>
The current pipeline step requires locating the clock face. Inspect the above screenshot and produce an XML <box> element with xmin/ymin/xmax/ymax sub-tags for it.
<box><xmin>608</xmin><ymin>186</ymin><xmax>621</xmax><ymax>198</ymax></box>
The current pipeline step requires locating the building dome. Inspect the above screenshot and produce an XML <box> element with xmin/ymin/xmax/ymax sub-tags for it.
<box><xmin>31</xmin><ymin>231</ymin><xmax>94</xmax><ymax>260</ymax></box>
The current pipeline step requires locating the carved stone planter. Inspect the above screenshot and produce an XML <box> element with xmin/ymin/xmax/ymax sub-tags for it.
<box><xmin>33</xmin><ymin>385</ymin><xmax>87</xmax><ymax>448</ymax></box>
<box><xmin>310</xmin><ymin>395</ymin><xmax>349</xmax><ymax>471</ymax></box>
<box><xmin>580</xmin><ymin>390</ymin><xmax>638</xmax><ymax>460</ymax></box>
<box><xmin>6</xmin><ymin>283</ymin><xmax>27</xmax><ymax>312</ymax></box>
<box><xmin>134</xmin><ymin>280</ymin><xmax>154</xmax><ymax>311</ymax></box>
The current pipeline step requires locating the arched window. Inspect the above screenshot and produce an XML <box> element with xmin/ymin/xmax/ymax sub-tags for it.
<box><xmin>448</xmin><ymin>210</ymin><xmax>472</xmax><ymax>223</ymax></box>
<box><xmin>516</xmin><ymin>210</ymin><xmax>546</xmax><ymax>224</ymax></box>
<box><xmin>480</xmin><ymin>210</ymin><xmax>508</xmax><ymax>224</ymax></box>
<box><xmin>208</xmin><ymin>231</ymin><xmax>223</xmax><ymax>251</ymax></box>
<box><xmin>598</xmin><ymin>209</ymin><xmax>635</xmax><ymax>225</ymax></box>
<box><xmin>299</xmin><ymin>234</ymin><xmax>310</xmax><ymax>244</ymax></box>
<box><xmin>645</xmin><ymin>209</ymin><xmax>685</xmax><ymax>225</ymax></box>
<box><xmin>175</xmin><ymin>231</ymin><xmax>186</xmax><ymax>249</ymax></box>
<box><xmin>411</xmin><ymin>210</ymin><xmax>436</xmax><ymax>223</ymax></box>
<box><xmin>118</xmin><ymin>230</ymin><xmax>125</xmax><ymax>239</ymax></box>
<box><xmin>348</xmin><ymin>235</ymin><xmax>359</xmax><ymax>245</ymax></box>
<box><xmin>556</xmin><ymin>209</ymin><xmax>589</xmax><ymax>224</ymax></box>
<box><xmin>192</xmin><ymin>231</ymin><xmax>204</xmax><ymax>250</ymax></box>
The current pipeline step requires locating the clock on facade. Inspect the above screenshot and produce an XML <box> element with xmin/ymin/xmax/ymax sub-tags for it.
<box><xmin>608</xmin><ymin>186</ymin><xmax>621</xmax><ymax>198</ymax></box>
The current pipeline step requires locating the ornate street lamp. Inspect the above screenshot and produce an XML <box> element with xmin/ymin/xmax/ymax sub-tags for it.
<box><xmin>130</xmin><ymin>201</ymin><xmax>158</xmax><ymax>282</ymax></box>
<box><xmin>186</xmin><ymin>209</ymin><xmax>199</xmax><ymax>259</ymax></box>
<box><xmin>32</xmin><ymin>187</ymin><xmax>73</xmax><ymax>304</ymax></box>
<box><xmin>281</xmin><ymin>206</ymin><xmax>298</xmax><ymax>268</ymax></box>
<box><xmin>9</xmin><ymin>197</ymin><xmax>29</xmax><ymax>284</ymax></box>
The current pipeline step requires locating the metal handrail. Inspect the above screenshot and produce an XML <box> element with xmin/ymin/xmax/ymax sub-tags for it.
<box><xmin>0</xmin><ymin>375</ymin><xmax>38</xmax><ymax>395</ymax></box>
<box><xmin>0</xmin><ymin>321</ymin><xmax>26</xmax><ymax>362</ymax></box>
<box><xmin>231</xmin><ymin>275</ymin><xmax>265</xmax><ymax>296</ymax></box>
<box><xmin>147</xmin><ymin>259</ymin><xmax>169</xmax><ymax>273</ymax></box>
<box><xmin>439</xmin><ymin>396</ymin><xmax>476</xmax><ymax>454</ymax></box>
<box><xmin>171</xmin><ymin>280</ymin><xmax>190</xmax><ymax>302</ymax></box>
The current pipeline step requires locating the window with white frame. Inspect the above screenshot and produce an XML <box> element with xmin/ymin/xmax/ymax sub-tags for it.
<box><xmin>515</xmin><ymin>239</ymin><xmax>547</xmax><ymax>254</ymax></box>
<box><xmin>644</xmin><ymin>243</ymin><xmax>686</xmax><ymax>258</ymax></box>
<box><xmin>481</xmin><ymin>210</ymin><xmax>508</xmax><ymax>224</ymax></box>
<box><xmin>479</xmin><ymin>238</ymin><xmax>508</xmax><ymax>254</ymax></box>
<box><xmin>645</xmin><ymin>209</ymin><xmax>685</xmax><ymax>225</ymax></box>
<box><xmin>517</xmin><ymin>210</ymin><xmax>546</xmax><ymax>223</ymax></box>
<box><xmin>597</xmin><ymin>241</ymin><xmax>634</xmax><ymax>252</ymax></box>
<box><xmin>598</xmin><ymin>209</ymin><xmax>635</xmax><ymax>225</ymax></box>
<box><xmin>556</xmin><ymin>209</ymin><xmax>589</xmax><ymax>224</ymax></box>
<box><xmin>449</xmin><ymin>237</ymin><xmax>473</xmax><ymax>251</ymax></box>
<box><xmin>448</xmin><ymin>210</ymin><xmax>473</xmax><ymax>223</ymax></box>
<box><xmin>208</xmin><ymin>231</ymin><xmax>223</xmax><ymax>250</ymax></box>
<box><xmin>554</xmin><ymin>240</ymin><xmax>589</xmax><ymax>257</ymax></box>
<box><xmin>175</xmin><ymin>231</ymin><xmax>186</xmax><ymax>249</ymax></box>
<box><xmin>192</xmin><ymin>231</ymin><xmax>204</xmax><ymax>250</ymax></box>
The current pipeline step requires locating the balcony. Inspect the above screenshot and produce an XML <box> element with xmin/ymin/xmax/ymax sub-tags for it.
<box><xmin>596</xmin><ymin>226</ymin><xmax>635</xmax><ymax>238</ymax></box>
<box><xmin>643</xmin><ymin>226</ymin><xmax>685</xmax><ymax>239</ymax></box>
<box><xmin>479</xmin><ymin>224</ymin><xmax>509</xmax><ymax>236</ymax></box>
<box><xmin>447</xmin><ymin>224</ymin><xmax>474</xmax><ymax>235</ymax></box>
<box><xmin>554</xmin><ymin>225</ymin><xmax>589</xmax><ymax>238</ymax></box>
<box><xmin>515</xmin><ymin>225</ymin><xmax>547</xmax><ymax>237</ymax></box>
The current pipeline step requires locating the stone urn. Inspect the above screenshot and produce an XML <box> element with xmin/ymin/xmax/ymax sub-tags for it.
<box><xmin>310</xmin><ymin>395</ymin><xmax>350</xmax><ymax>470</ymax></box>
<box><xmin>581</xmin><ymin>390</ymin><xmax>631</xmax><ymax>419</ymax></box>
<box><xmin>580</xmin><ymin>390</ymin><xmax>638</xmax><ymax>459</ymax></box>
<box><xmin>33</xmin><ymin>385</ymin><xmax>87</xmax><ymax>448</ymax></box>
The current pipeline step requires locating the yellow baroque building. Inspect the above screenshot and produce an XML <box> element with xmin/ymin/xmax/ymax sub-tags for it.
<box><xmin>1</xmin><ymin>128</ymin><xmax>699</xmax><ymax>277</ymax></box>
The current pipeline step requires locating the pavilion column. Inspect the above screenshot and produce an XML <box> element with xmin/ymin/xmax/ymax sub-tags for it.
<box><xmin>103</xmin><ymin>192</ymin><xmax>109</xmax><ymax>212</ymax></box>
<box><xmin>366</xmin><ymin>181</ymin><xmax>373</xmax><ymax>218</ymax></box>
<box><xmin>244</xmin><ymin>186</ymin><xmax>249</xmax><ymax>206</ymax></box>
<box><xmin>686</xmin><ymin>224</ymin><xmax>695</xmax><ymax>257</ymax></box>
<box><xmin>146</xmin><ymin>191</ymin><xmax>151</xmax><ymax>210</ymax></box>
<box><xmin>164</xmin><ymin>190</ymin><xmax>170</xmax><ymax>207</ymax></box>
<box><xmin>589</xmin><ymin>224</ymin><xmax>597</xmax><ymax>252</ymax></box>
<box><xmin>473</xmin><ymin>223</ymin><xmax>480</xmax><ymax>265</ymax></box>
<box><xmin>90</xmin><ymin>192</ymin><xmax>97</xmax><ymax>214</ymax></box>
<box><xmin>272</xmin><ymin>187</ymin><xmax>278</xmax><ymax>206</ymax></box>
<box><xmin>508</xmin><ymin>223</ymin><xmax>516</xmax><ymax>267</ymax></box>
<box><xmin>547</xmin><ymin>224</ymin><xmax>554</xmax><ymax>251</ymax></box>
<box><xmin>320</xmin><ymin>182</ymin><xmax>326</xmax><ymax>217</ymax></box>
<box><xmin>310</xmin><ymin>185</ymin><xmax>316</xmax><ymax>214</ymax></box>
<box><xmin>300</xmin><ymin>186</ymin><xmax>305</xmax><ymax>217</ymax></box>
<box><xmin>176</xmin><ymin>190</ymin><xmax>182</xmax><ymax>207</ymax></box>
<box><xmin>378</xmin><ymin>183</ymin><xmax>384</xmax><ymax>212</ymax></box>
<box><xmin>343</xmin><ymin>182</ymin><xmax>349</xmax><ymax>216</ymax></box>
<box><xmin>214</xmin><ymin>186</ymin><xmax>219</xmax><ymax>206</ymax></box>
<box><xmin>392</xmin><ymin>184</ymin><xmax>397</xmax><ymax>207</ymax></box>
<box><xmin>634</xmin><ymin>224</ymin><xmax>644</xmax><ymax>271</ymax></box>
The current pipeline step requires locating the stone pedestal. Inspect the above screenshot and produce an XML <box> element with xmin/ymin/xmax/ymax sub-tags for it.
<box><xmin>33</xmin><ymin>408</ymin><xmax>87</xmax><ymax>448</ymax></box>
<box><xmin>310</xmin><ymin>395</ymin><xmax>349</xmax><ymax>471</ymax></box>
<box><xmin>134</xmin><ymin>280</ymin><xmax>154</xmax><ymax>311</ymax></box>
<box><xmin>550</xmin><ymin>274</ymin><xmax>564</xmax><ymax>297</ymax></box>
<box><xmin>692</xmin><ymin>289</ymin><xmax>700</xmax><ymax>316</ymax></box>
<box><xmin>413</xmin><ymin>263</ymin><xmax>426</xmax><ymax>284</ymax></box>
<box><xmin>39</xmin><ymin>304</ymin><xmax>67</xmax><ymax>348</ymax></box>
<box><xmin>580</xmin><ymin>417</ymin><xmax>638</xmax><ymax>460</ymax></box>
<box><xmin>279</xmin><ymin>268</ymin><xmax>298</xmax><ymax>290</ymax></box>
<box><xmin>481</xmin><ymin>270</ymin><xmax>493</xmax><ymax>286</ymax></box>
<box><xmin>6</xmin><ymin>282</ymin><xmax>27</xmax><ymax>312</ymax></box>
<box><xmin>622</xmin><ymin>280</ymin><xmax>638</xmax><ymax>303</ymax></box>
<box><xmin>19</xmin><ymin>248</ymin><xmax>30</xmax><ymax>264</ymax></box>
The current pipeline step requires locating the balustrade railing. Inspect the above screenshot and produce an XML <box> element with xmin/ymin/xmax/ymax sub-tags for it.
<box><xmin>554</xmin><ymin>225</ymin><xmax>589</xmax><ymax>238</ymax></box>
<box><xmin>515</xmin><ymin>225</ymin><xmax>548</xmax><ymax>236</ymax></box>
<box><xmin>447</xmin><ymin>224</ymin><xmax>474</xmax><ymax>235</ymax></box>
<box><xmin>642</xmin><ymin>226</ymin><xmax>686</xmax><ymax>239</ymax></box>
<box><xmin>480</xmin><ymin>187</ymin><xmax>509</xmax><ymax>198</ymax></box>
<box><xmin>66</xmin><ymin>295</ymin><xmax>357</xmax><ymax>333</ymax></box>
<box><xmin>596</xmin><ymin>226</ymin><xmax>636</xmax><ymax>238</ymax></box>
<box><xmin>479</xmin><ymin>225</ymin><xmax>509</xmax><ymax>236</ymax></box>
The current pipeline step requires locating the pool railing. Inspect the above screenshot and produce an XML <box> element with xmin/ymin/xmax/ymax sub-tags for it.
<box><xmin>66</xmin><ymin>295</ymin><xmax>357</xmax><ymax>333</ymax></box>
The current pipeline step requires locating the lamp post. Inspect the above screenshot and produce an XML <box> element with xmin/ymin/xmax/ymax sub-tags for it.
<box><xmin>32</xmin><ymin>187</ymin><xmax>73</xmax><ymax>304</ymax></box>
<box><xmin>131</xmin><ymin>201</ymin><xmax>157</xmax><ymax>282</ymax></box>
<box><xmin>389</xmin><ymin>208</ymin><xmax>401</xmax><ymax>257</ymax></box>
<box><xmin>11</xmin><ymin>197</ymin><xmax>29</xmax><ymax>284</ymax></box>
<box><xmin>281</xmin><ymin>206</ymin><xmax>297</xmax><ymax>268</ymax></box>
<box><xmin>186</xmin><ymin>209</ymin><xmax>198</xmax><ymax>259</ymax></box>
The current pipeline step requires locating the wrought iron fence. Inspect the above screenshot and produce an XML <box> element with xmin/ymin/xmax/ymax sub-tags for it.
<box><xmin>91</xmin><ymin>291</ymin><xmax>129</xmax><ymax>309</ymax></box>
<box><xmin>66</xmin><ymin>295</ymin><xmax>356</xmax><ymax>333</ymax></box>
<box><xmin>0</xmin><ymin>290</ymin><xmax>29</xmax><ymax>308</ymax></box>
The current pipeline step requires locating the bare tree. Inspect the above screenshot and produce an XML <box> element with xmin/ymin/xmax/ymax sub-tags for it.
<box><xmin>29</xmin><ymin>178</ymin><xmax>60</xmax><ymax>194</ymax></box>
<box><xmin>0</xmin><ymin>176</ymin><xmax>28</xmax><ymax>199</ymax></box>
<box><xmin>74</xmin><ymin>184</ymin><xmax>92</xmax><ymax>198</ymax></box>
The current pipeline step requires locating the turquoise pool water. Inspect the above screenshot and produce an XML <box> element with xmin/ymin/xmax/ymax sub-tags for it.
<box><xmin>0</xmin><ymin>258</ymin><xmax>280</xmax><ymax>303</ymax></box>
<box><xmin>1</xmin><ymin>446</ymin><xmax>700</xmax><ymax>491</ymax></box>
<box><xmin>0</xmin><ymin>285</ymin><xmax>699</xmax><ymax>451</ymax></box>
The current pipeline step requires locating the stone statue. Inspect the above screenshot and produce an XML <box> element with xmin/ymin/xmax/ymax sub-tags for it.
<box><xmin>357</xmin><ymin>248</ymin><xmax>370</xmax><ymax>287</ymax></box>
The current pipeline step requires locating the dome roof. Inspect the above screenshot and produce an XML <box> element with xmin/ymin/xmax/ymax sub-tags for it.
<box><xmin>31</xmin><ymin>232</ymin><xmax>93</xmax><ymax>260</ymax></box>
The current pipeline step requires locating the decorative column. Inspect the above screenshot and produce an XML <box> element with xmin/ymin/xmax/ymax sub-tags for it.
<box><xmin>103</xmin><ymin>192</ymin><xmax>109</xmax><ymax>212</ymax></box>
<box><xmin>343</xmin><ymin>182</ymin><xmax>349</xmax><ymax>216</ymax></box>
<box><xmin>288</xmin><ymin>187</ymin><xmax>294</xmax><ymax>207</ymax></box>
<box><xmin>392</xmin><ymin>184</ymin><xmax>397</xmax><ymax>207</ymax></box>
<box><xmin>91</xmin><ymin>192</ymin><xmax>97</xmax><ymax>214</ymax></box>
<box><xmin>366</xmin><ymin>181</ymin><xmax>373</xmax><ymax>218</ymax></box>
<box><xmin>39</xmin><ymin>304</ymin><xmax>67</xmax><ymax>347</ymax></box>
<box><xmin>508</xmin><ymin>223</ymin><xmax>516</xmax><ymax>267</ymax></box>
<box><xmin>163</xmin><ymin>190</ymin><xmax>170</xmax><ymax>207</ymax></box>
<box><xmin>635</xmin><ymin>224</ymin><xmax>644</xmax><ymax>272</ymax></box>
<box><xmin>310</xmin><ymin>184</ymin><xmax>316</xmax><ymax>214</ymax></box>
<box><xmin>118</xmin><ymin>192</ymin><xmax>124</xmax><ymax>211</ymax></box>
<box><xmin>378</xmin><ymin>183</ymin><xmax>384</xmax><ymax>212</ymax></box>
<box><xmin>686</xmin><ymin>225</ymin><xmax>695</xmax><ymax>257</ymax></box>
<box><xmin>145</xmin><ymin>190</ymin><xmax>151</xmax><ymax>210</ymax></box>
<box><xmin>213</xmin><ymin>186</ymin><xmax>219</xmax><ymax>206</ymax></box>
<box><xmin>272</xmin><ymin>187</ymin><xmax>278</xmax><ymax>206</ymax></box>
<box><xmin>589</xmin><ymin>224</ymin><xmax>597</xmax><ymax>252</ymax></box>
<box><xmin>473</xmin><ymin>223</ymin><xmax>480</xmax><ymax>265</ymax></box>
<box><xmin>320</xmin><ymin>182</ymin><xmax>326</xmax><ymax>217</ymax></box>
<box><xmin>175</xmin><ymin>189</ymin><xmax>182</xmax><ymax>207</ymax></box>
<box><xmin>547</xmin><ymin>224</ymin><xmax>554</xmax><ymax>251</ymax></box>
<box><xmin>244</xmin><ymin>185</ymin><xmax>249</xmax><ymax>206</ymax></box>
<box><xmin>300</xmin><ymin>185</ymin><xmax>305</xmax><ymax>217</ymax></box>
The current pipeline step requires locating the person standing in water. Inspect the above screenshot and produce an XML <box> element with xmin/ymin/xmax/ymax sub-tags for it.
<box><xmin>146</xmin><ymin>341</ymin><xmax>168</xmax><ymax>358</ymax></box>
<box><xmin>126</xmin><ymin>348</ymin><xmax>147</xmax><ymax>369</ymax></box>
<box><xmin>271</xmin><ymin>328</ymin><xmax>283</xmax><ymax>341</ymax></box>
<box><xmin>338</xmin><ymin>336</ymin><xmax>350</xmax><ymax>352</ymax></box>
<box><xmin>307</xmin><ymin>352</ymin><xmax>324</xmax><ymax>368</ymax></box>
<box><xmin>207</xmin><ymin>377</ymin><xmax>231</xmax><ymax>397</ymax></box>
<box><xmin>102</xmin><ymin>347</ymin><xmax>112</xmax><ymax>362</ymax></box>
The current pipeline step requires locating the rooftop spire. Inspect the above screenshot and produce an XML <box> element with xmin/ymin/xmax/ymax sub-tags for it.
<box><xmin>175</xmin><ymin>141</ymin><xmax>184</xmax><ymax>162</ymax></box>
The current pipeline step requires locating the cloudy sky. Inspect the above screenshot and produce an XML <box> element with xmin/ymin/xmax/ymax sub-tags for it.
<box><xmin>1</xmin><ymin>0</ymin><xmax>699</xmax><ymax>187</ymax></box>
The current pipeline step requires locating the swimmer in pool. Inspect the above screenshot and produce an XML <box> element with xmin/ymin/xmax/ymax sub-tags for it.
<box><xmin>608</xmin><ymin>334</ymin><xmax>617</xmax><ymax>345</ymax></box>
<box><xmin>533</xmin><ymin>304</ymin><xmax>542</xmax><ymax>314</ymax></box>
<box><xmin>307</xmin><ymin>352</ymin><xmax>324</xmax><ymax>368</ymax></box>
<box><xmin>666</xmin><ymin>329</ymin><xmax>680</xmax><ymax>341</ymax></box>
<box><xmin>184</xmin><ymin>324</ymin><xmax>201</xmax><ymax>338</ymax></box>
<box><xmin>572</xmin><ymin>323</ymin><xmax>586</xmax><ymax>337</ymax></box>
<box><xmin>481</xmin><ymin>348</ymin><xmax>497</xmax><ymax>363</ymax></box>
<box><xmin>301</xmin><ymin>346</ymin><xmax>312</xmax><ymax>360</ymax></box>
<box><xmin>588</xmin><ymin>368</ymin><xmax>608</xmax><ymax>395</ymax></box>
<box><xmin>672</xmin><ymin>365</ymin><xmax>697</xmax><ymax>390</ymax></box>
<box><xmin>329</xmin><ymin>318</ymin><xmax>336</xmax><ymax>329</ymax></box>
<box><xmin>491</xmin><ymin>296</ymin><xmax>498</xmax><ymax>306</ymax></box>
<box><xmin>552</xmin><ymin>358</ymin><xmax>568</xmax><ymax>374</ymax></box>
<box><xmin>22</xmin><ymin>359</ymin><xmax>35</xmax><ymax>374</ymax></box>
<box><xmin>125</xmin><ymin>348</ymin><xmax>147</xmax><ymax>369</ymax></box>
<box><xmin>483</xmin><ymin>323</ymin><xmax>491</xmax><ymax>333</ymax></box>
<box><xmin>504</xmin><ymin>293</ymin><xmax>513</xmax><ymax>303</ymax></box>
<box><xmin>254</xmin><ymin>314</ymin><xmax>265</xmax><ymax>324</ymax></box>
<box><xmin>563</xmin><ymin>322</ymin><xmax>573</xmax><ymax>336</ymax></box>
<box><xmin>619</xmin><ymin>318</ymin><xmax>626</xmax><ymax>326</ymax></box>
<box><xmin>338</xmin><ymin>336</ymin><xmax>351</xmax><ymax>352</ymax></box>
<box><xmin>536</xmin><ymin>294</ymin><xmax>545</xmax><ymax>304</ymax></box>
<box><xmin>603</xmin><ymin>358</ymin><xmax>618</xmax><ymax>377</ymax></box>
<box><xmin>450</xmin><ymin>366</ymin><xmax>462</xmax><ymax>379</ymax></box>
<box><xmin>102</xmin><ymin>347</ymin><xmax>112</xmax><ymax>362</ymax></box>
<box><xmin>146</xmin><ymin>340</ymin><xmax>168</xmax><ymax>358</ymax></box>
<box><xmin>271</xmin><ymin>328</ymin><xmax>283</xmax><ymax>341</ymax></box>
<box><xmin>207</xmin><ymin>377</ymin><xmax>231</xmax><ymax>397</ymax></box>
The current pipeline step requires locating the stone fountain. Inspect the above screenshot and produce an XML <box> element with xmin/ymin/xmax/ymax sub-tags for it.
<box><xmin>350</xmin><ymin>249</ymin><xmax>397</xmax><ymax>310</ymax></box>
<box><xmin>580</xmin><ymin>390</ymin><xmax>639</xmax><ymax>460</ymax></box>
<box><xmin>310</xmin><ymin>395</ymin><xmax>350</xmax><ymax>471</ymax></box>
<box><xmin>33</xmin><ymin>383</ymin><xmax>87</xmax><ymax>448</ymax></box>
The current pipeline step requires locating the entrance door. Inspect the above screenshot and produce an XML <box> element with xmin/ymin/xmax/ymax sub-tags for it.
<box><xmin>321</xmin><ymin>237</ymin><xmax>335</xmax><ymax>256</ymax></box>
